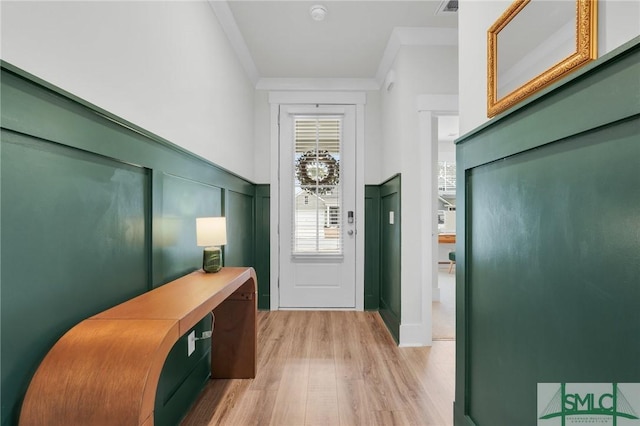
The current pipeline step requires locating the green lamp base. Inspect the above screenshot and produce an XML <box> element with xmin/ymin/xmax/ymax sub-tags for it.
<box><xmin>202</xmin><ymin>247</ymin><xmax>222</xmax><ymax>273</ymax></box>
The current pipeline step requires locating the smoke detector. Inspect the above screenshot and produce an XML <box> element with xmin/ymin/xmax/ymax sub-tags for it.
<box><xmin>310</xmin><ymin>5</ymin><xmax>328</xmax><ymax>21</ymax></box>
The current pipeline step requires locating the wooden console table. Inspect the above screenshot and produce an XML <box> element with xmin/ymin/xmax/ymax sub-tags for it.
<box><xmin>19</xmin><ymin>267</ymin><xmax>257</xmax><ymax>426</ymax></box>
<box><xmin>438</xmin><ymin>233</ymin><xmax>456</xmax><ymax>244</ymax></box>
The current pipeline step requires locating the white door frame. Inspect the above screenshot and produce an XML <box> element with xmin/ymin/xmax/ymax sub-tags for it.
<box><xmin>269</xmin><ymin>91</ymin><xmax>366</xmax><ymax>310</ymax></box>
<box><xmin>410</xmin><ymin>94</ymin><xmax>458</xmax><ymax>346</ymax></box>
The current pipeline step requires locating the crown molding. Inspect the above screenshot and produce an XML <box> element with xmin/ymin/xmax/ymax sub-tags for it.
<box><xmin>207</xmin><ymin>0</ymin><xmax>260</xmax><ymax>85</ymax></box>
<box><xmin>375</xmin><ymin>27</ymin><xmax>458</xmax><ymax>86</ymax></box>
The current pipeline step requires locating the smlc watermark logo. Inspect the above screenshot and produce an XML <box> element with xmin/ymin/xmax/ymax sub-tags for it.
<box><xmin>538</xmin><ymin>383</ymin><xmax>640</xmax><ymax>425</ymax></box>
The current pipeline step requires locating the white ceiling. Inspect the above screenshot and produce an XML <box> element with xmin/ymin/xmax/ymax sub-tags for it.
<box><xmin>210</xmin><ymin>1</ymin><xmax>459</xmax><ymax>139</ymax></box>
<box><xmin>212</xmin><ymin>1</ymin><xmax>458</xmax><ymax>82</ymax></box>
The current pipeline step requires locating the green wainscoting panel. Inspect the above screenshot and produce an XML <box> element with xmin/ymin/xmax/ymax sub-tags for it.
<box><xmin>378</xmin><ymin>175</ymin><xmax>401</xmax><ymax>343</ymax></box>
<box><xmin>1</xmin><ymin>62</ymin><xmax>258</xmax><ymax>426</ymax></box>
<box><xmin>254</xmin><ymin>185</ymin><xmax>271</xmax><ymax>310</ymax></box>
<box><xmin>1</xmin><ymin>130</ymin><xmax>150</xmax><ymax>425</ymax></box>
<box><xmin>364</xmin><ymin>185</ymin><xmax>381</xmax><ymax>310</ymax></box>
<box><xmin>468</xmin><ymin>118</ymin><xmax>640</xmax><ymax>425</ymax></box>
<box><xmin>454</xmin><ymin>38</ymin><xmax>640</xmax><ymax>426</ymax></box>
<box><xmin>157</xmin><ymin>174</ymin><xmax>222</xmax><ymax>285</ymax></box>
<box><xmin>225</xmin><ymin>189</ymin><xmax>255</xmax><ymax>268</ymax></box>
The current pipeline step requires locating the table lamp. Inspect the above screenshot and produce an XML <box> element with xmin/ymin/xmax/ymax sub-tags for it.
<box><xmin>196</xmin><ymin>217</ymin><xmax>227</xmax><ymax>273</ymax></box>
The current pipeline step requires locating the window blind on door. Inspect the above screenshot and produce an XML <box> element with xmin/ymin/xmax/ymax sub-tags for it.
<box><xmin>292</xmin><ymin>117</ymin><xmax>343</xmax><ymax>255</ymax></box>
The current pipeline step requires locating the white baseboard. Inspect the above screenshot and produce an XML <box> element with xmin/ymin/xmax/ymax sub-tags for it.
<box><xmin>399</xmin><ymin>322</ymin><xmax>432</xmax><ymax>347</ymax></box>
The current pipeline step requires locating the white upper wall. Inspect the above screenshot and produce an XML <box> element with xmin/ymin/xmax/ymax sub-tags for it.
<box><xmin>380</xmin><ymin>44</ymin><xmax>458</xmax><ymax>334</ymax></box>
<box><xmin>364</xmin><ymin>91</ymin><xmax>383</xmax><ymax>185</ymax></box>
<box><xmin>459</xmin><ymin>0</ymin><xmax>640</xmax><ymax>136</ymax></box>
<box><xmin>1</xmin><ymin>1</ymin><xmax>256</xmax><ymax>180</ymax></box>
<box><xmin>599</xmin><ymin>0</ymin><xmax>640</xmax><ymax>54</ymax></box>
<box><xmin>253</xmin><ymin>90</ymin><xmax>271</xmax><ymax>183</ymax></box>
<box><xmin>381</xmin><ymin>45</ymin><xmax>458</xmax><ymax>182</ymax></box>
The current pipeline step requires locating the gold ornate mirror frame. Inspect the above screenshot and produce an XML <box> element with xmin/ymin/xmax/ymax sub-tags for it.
<box><xmin>487</xmin><ymin>0</ymin><xmax>597</xmax><ymax>117</ymax></box>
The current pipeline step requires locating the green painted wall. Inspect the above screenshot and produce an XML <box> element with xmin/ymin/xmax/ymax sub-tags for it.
<box><xmin>225</xmin><ymin>189</ymin><xmax>255</xmax><ymax>268</ymax></box>
<box><xmin>0</xmin><ymin>63</ymin><xmax>257</xmax><ymax>426</ymax></box>
<box><xmin>454</xmin><ymin>38</ymin><xmax>640</xmax><ymax>426</ymax></box>
<box><xmin>364</xmin><ymin>185</ymin><xmax>381</xmax><ymax>310</ymax></box>
<box><xmin>254</xmin><ymin>184</ymin><xmax>271</xmax><ymax>310</ymax></box>
<box><xmin>155</xmin><ymin>174</ymin><xmax>223</xmax><ymax>285</ymax></box>
<box><xmin>378</xmin><ymin>175</ymin><xmax>401</xmax><ymax>343</ymax></box>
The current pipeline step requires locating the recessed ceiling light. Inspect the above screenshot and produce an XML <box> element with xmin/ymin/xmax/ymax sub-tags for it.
<box><xmin>310</xmin><ymin>5</ymin><xmax>328</xmax><ymax>21</ymax></box>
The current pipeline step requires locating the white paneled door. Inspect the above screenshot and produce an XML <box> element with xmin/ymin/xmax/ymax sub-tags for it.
<box><xmin>279</xmin><ymin>105</ymin><xmax>356</xmax><ymax>308</ymax></box>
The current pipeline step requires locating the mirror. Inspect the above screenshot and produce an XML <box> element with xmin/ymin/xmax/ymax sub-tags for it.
<box><xmin>487</xmin><ymin>0</ymin><xmax>597</xmax><ymax>117</ymax></box>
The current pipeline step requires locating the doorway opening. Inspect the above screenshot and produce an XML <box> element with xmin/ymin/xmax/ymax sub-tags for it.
<box><xmin>433</xmin><ymin>115</ymin><xmax>458</xmax><ymax>341</ymax></box>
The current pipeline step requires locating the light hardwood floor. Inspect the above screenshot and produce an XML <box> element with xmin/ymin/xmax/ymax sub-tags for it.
<box><xmin>182</xmin><ymin>311</ymin><xmax>455</xmax><ymax>426</ymax></box>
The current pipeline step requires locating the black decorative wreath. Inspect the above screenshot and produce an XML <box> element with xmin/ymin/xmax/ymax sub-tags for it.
<box><xmin>295</xmin><ymin>149</ymin><xmax>340</xmax><ymax>194</ymax></box>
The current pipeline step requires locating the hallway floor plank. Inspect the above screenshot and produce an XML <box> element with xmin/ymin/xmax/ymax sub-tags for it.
<box><xmin>182</xmin><ymin>311</ymin><xmax>454</xmax><ymax>426</ymax></box>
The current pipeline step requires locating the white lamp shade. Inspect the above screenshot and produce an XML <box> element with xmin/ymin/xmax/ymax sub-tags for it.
<box><xmin>196</xmin><ymin>217</ymin><xmax>227</xmax><ymax>247</ymax></box>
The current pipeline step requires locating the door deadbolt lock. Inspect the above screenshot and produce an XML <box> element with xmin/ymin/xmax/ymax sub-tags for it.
<box><xmin>348</xmin><ymin>211</ymin><xmax>354</xmax><ymax>224</ymax></box>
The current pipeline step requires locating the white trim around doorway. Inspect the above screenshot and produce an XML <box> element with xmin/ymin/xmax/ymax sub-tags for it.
<box><xmin>399</xmin><ymin>94</ymin><xmax>458</xmax><ymax>347</ymax></box>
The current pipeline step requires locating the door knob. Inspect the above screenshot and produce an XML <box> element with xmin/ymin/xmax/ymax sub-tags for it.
<box><xmin>347</xmin><ymin>230</ymin><xmax>354</xmax><ymax>236</ymax></box>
